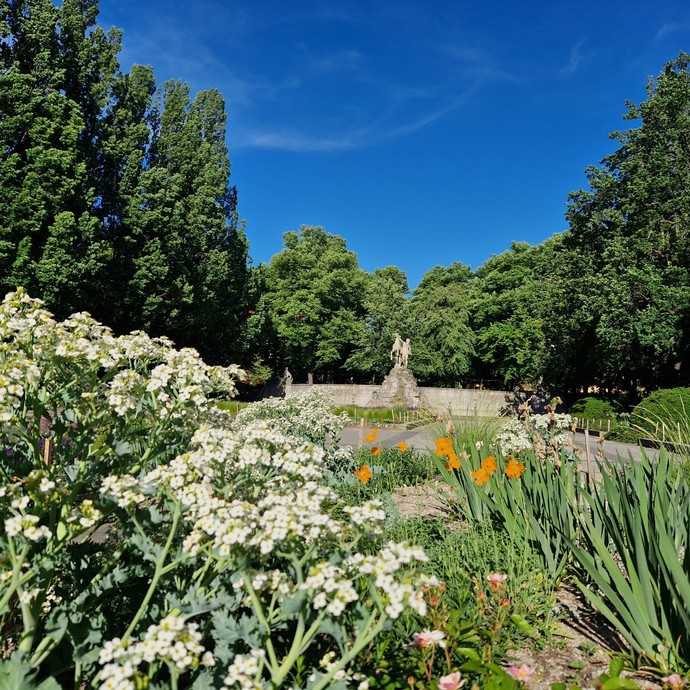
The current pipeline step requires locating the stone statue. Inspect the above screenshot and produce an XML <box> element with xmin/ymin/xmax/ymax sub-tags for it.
<box><xmin>390</xmin><ymin>333</ymin><xmax>404</xmax><ymax>368</ymax></box>
<box><xmin>283</xmin><ymin>368</ymin><xmax>293</xmax><ymax>386</ymax></box>
<box><xmin>401</xmin><ymin>338</ymin><xmax>411</xmax><ymax>369</ymax></box>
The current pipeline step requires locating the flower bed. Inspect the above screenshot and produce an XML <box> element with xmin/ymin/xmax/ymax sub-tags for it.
<box><xmin>0</xmin><ymin>291</ymin><xmax>433</xmax><ymax>689</ymax></box>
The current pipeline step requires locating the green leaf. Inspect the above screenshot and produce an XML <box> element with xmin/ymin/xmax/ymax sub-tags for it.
<box><xmin>0</xmin><ymin>655</ymin><xmax>61</xmax><ymax>690</ymax></box>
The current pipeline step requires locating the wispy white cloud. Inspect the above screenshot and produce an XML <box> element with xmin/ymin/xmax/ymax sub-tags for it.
<box><xmin>111</xmin><ymin>4</ymin><xmax>515</xmax><ymax>154</ymax></box>
<box><xmin>655</xmin><ymin>22</ymin><xmax>689</xmax><ymax>40</ymax></box>
<box><xmin>234</xmin><ymin>85</ymin><xmax>478</xmax><ymax>152</ymax></box>
<box><xmin>442</xmin><ymin>44</ymin><xmax>521</xmax><ymax>83</ymax></box>
<box><xmin>560</xmin><ymin>39</ymin><xmax>587</xmax><ymax>76</ymax></box>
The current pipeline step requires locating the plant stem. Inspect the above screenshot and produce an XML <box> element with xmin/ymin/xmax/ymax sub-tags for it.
<box><xmin>123</xmin><ymin>503</ymin><xmax>181</xmax><ymax>640</ymax></box>
<box><xmin>243</xmin><ymin>575</ymin><xmax>280</xmax><ymax>675</ymax></box>
<box><xmin>312</xmin><ymin>612</ymin><xmax>385</xmax><ymax>690</ymax></box>
<box><xmin>17</xmin><ymin>585</ymin><xmax>36</xmax><ymax>654</ymax></box>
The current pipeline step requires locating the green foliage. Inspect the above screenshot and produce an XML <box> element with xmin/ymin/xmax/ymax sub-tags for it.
<box><xmin>359</xmin><ymin>518</ymin><xmax>554</xmax><ymax>689</ymax></box>
<box><xmin>252</xmin><ymin>226</ymin><xmax>368</xmax><ymax>379</ymax></box>
<box><xmin>551</xmin><ymin>657</ymin><xmax>643</xmax><ymax>690</ymax></box>
<box><xmin>409</xmin><ymin>263</ymin><xmax>476</xmax><ymax>385</ymax></box>
<box><xmin>335</xmin><ymin>405</ymin><xmax>432</xmax><ymax>425</ymax></box>
<box><xmin>631</xmin><ymin>387</ymin><xmax>690</xmax><ymax>438</ymax></box>
<box><xmin>571</xmin><ymin>450</ymin><xmax>690</xmax><ymax>673</ymax></box>
<box><xmin>436</xmin><ymin>441</ymin><xmax>580</xmax><ymax>582</ymax></box>
<box><xmin>552</xmin><ymin>53</ymin><xmax>690</xmax><ymax>392</ymax></box>
<box><xmin>336</xmin><ymin>447</ymin><xmax>437</xmax><ymax>503</ymax></box>
<box><xmin>385</xmin><ymin>519</ymin><xmax>556</xmax><ymax>643</ymax></box>
<box><xmin>570</xmin><ymin>397</ymin><xmax>619</xmax><ymax>420</ymax></box>
<box><xmin>0</xmin><ymin>0</ymin><xmax>250</xmax><ymax>366</ymax></box>
<box><xmin>346</xmin><ymin>267</ymin><xmax>411</xmax><ymax>379</ymax></box>
<box><xmin>0</xmin><ymin>655</ymin><xmax>61</xmax><ymax>690</ymax></box>
<box><xmin>471</xmin><ymin>241</ymin><xmax>558</xmax><ymax>387</ymax></box>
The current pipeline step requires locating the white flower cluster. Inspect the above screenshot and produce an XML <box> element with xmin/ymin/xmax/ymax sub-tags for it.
<box><xmin>529</xmin><ymin>413</ymin><xmax>573</xmax><ymax>456</ymax></box>
<box><xmin>99</xmin><ymin>416</ymin><xmax>431</xmax><ymax>627</ymax></box>
<box><xmin>243</xmin><ymin>569</ymin><xmax>292</xmax><ymax>596</ymax></box>
<box><xmin>532</xmin><ymin>413</ymin><xmax>572</xmax><ymax>431</ymax></box>
<box><xmin>496</xmin><ymin>418</ymin><xmax>533</xmax><ymax>455</ymax></box>
<box><xmin>97</xmin><ymin>615</ymin><xmax>213</xmax><ymax>690</ymax></box>
<box><xmin>317</xmin><ymin>651</ymin><xmax>370</xmax><ymax>688</ymax></box>
<box><xmin>181</xmin><ymin>481</ymin><xmax>341</xmax><ymax>558</ymax></box>
<box><xmin>232</xmin><ymin>392</ymin><xmax>349</xmax><ymax>466</ymax></box>
<box><xmin>344</xmin><ymin>499</ymin><xmax>387</xmax><ymax>533</ymax></box>
<box><xmin>68</xmin><ymin>499</ymin><xmax>102</xmax><ymax>529</ymax></box>
<box><xmin>101</xmin><ymin>422</ymin><xmax>342</xmax><ymax>559</ymax></box>
<box><xmin>100</xmin><ymin>476</ymin><xmax>147</xmax><ymax>509</ymax></box>
<box><xmin>108</xmin><ymin>370</ymin><xmax>146</xmax><ymax>417</ymax></box>
<box><xmin>0</xmin><ymin>289</ymin><xmax>243</xmax><ymax>430</ymax></box>
<box><xmin>301</xmin><ymin>562</ymin><xmax>359</xmax><ymax>616</ymax></box>
<box><xmin>348</xmin><ymin>543</ymin><xmax>431</xmax><ymax>619</ymax></box>
<box><xmin>224</xmin><ymin>649</ymin><xmax>266</xmax><ymax>690</ymax></box>
<box><xmin>0</xmin><ymin>353</ymin><xmax>40</xmax><ymax>422</ymax></box>
<box><xmin>498</xmin><ymin>413</ymin><xmax>574</xmax><ymax>457</ymax></box>
<box><xmin>5</xmin><ymin>513</ymin><xmax>51</xmax><ymax>542</ymax></box>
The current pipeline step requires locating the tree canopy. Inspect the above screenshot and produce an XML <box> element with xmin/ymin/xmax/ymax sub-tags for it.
<box><xmin>0</xmin><ymin>0</ymin><xmax>249</xmax><ymax>364</ymax></box>
<box><xmin>1</xmin><ymin>2</ymin><xmax>688</xmax><ymax>397</ymax></box>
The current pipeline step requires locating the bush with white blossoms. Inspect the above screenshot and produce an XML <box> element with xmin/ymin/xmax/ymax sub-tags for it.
<box><xmin>0</xmin><ymin>290</ymin><xmax>432</xmax><ymax>690</ymax></box>
<box><xmin>496</xmin><ymin>413</ymin><xmax>574</xmax><ymax>462</ymax></box>
<box><xmin>495</xmin><ymin>418</ymin><xmax>533</xmax><ymax>456</ymax></box>
<box><xmin>232</xmin><ymin>391</ymin><xmax>353</xmax><ymax>471</ymax></box>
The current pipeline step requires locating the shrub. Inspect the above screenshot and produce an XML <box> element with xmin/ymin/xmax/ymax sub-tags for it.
<box><xmin>494</xmin><ymin>414</ymin><xmax>575</xmax><ymax>462</ymax></box>
<box><xmin>631</xmin><ymin>387</ymin><xmax>690</xmax><ymax>440</ymax></box>
<box><xmin>569</xmin><ymin>397</ymin><xmax>618</xmax><ymax>420</ymax></box>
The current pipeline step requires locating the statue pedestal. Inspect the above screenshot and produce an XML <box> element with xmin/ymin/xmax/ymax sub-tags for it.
<box><xmin>372</xmin><ymin>366</ymin><xmax>421</xmax><ymax>409</ymax></box>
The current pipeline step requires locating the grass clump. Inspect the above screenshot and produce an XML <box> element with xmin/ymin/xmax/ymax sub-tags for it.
<box><xmin>337</xmin><ymin>446</ymin><xmax>438</xmax><ymax>504</ymax></box>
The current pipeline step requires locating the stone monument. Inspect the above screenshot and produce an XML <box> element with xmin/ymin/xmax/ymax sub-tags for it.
<box><xmin>372</xmin><ymin>333</ymin><xmax>421</xmax><ymax>409</ymax></box>
<box><xmin>282</xmin><ymin>368</ymin><xmax>293</xmax><ymax>396</ymax></box>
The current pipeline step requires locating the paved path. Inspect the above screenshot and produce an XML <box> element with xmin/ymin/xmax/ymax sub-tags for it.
<box><xmin>340</xmin><ymin>424</ymin><xmax>435</xmax><ymax>451</ymax></box>
<box><xmin>570</xmin><ymin>431</ymin><xmax>659</xmax><ymax>463</ymax></box>
<box><xmin>340</xmin><ymin>424</ymin><xmax>659</xmax><ymax>464</ymax></box>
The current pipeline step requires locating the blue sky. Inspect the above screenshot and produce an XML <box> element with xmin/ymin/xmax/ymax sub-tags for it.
<box><xmin>99</xmin><ymin>0</ymin><xmax>690</xmax><ymax>286</ymax></box>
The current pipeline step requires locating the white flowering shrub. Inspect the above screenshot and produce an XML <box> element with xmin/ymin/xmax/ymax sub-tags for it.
<box><xmin>496</xmin><ymin>413</ymin><xmax>574</xmax><ymax>462</ymax></box>
<box><xmin>495</xmin><ymin>418</ymin><xmax>533</xmax><ymax>456</ymax></box>
<box><xmin>232</xmin><ymin>392</ymin><xmax>354</xmax><ymax>470</ymax></box>
<box><xmin>0</xmin><ymin>290</ymin><xmax>431</xmax><ymax>690</ymax></box>
<box><xmin>233</xmin><ymin>391</ymin><xmax>347</xmax><ymax>447</ymax></box>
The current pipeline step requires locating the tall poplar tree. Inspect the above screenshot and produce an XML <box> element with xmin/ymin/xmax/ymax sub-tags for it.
<box><xmin>0</xmin><ymin>0</ymin><xmax>249</xmax><ymax>364</ymax></box>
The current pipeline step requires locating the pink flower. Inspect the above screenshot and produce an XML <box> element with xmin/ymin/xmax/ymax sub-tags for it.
<box><xmin>486</xmin><ymin>572</ymin><xmax>508</xmax><ymax>590</ymax></box>
<box><xmin>662</xmin><ymin>674</ymin><xmax>685</xmax><ymax>690</ymax></box>
<box><xmin>507</xmin><ymin>665</ymin><xmax>534</xmax><ymax>683</ymax></box>
<box><xmin>412</xmin><ymin>630</ymin><xmax>446</xmax><ymax>648</ymax></box>
<box><xmin>438</xmin><ymin>671</ymin><xmax>465</xmax><ymax>690</ymax></box>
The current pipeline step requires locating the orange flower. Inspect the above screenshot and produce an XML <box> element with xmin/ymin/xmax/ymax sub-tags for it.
<box><xmin>481</xmin><ymin>455</ymin><xmax>497</xmax><ymax>475</ymax></box>
<box><xmin>505</xmin><ymin>457</ymin><xmax>526</xmax><ymax>479</ymax></box>
<box><xmin>365</xmin><ymin>429</ymin><xmax>379</xmax><ymax>443</ymax></box>
<box><xmin>446</xmin><ymin>450</ymin><xmax>461</xmax><ymax>470</ymax></box>
<box><xmin>397</xmin><ymin>441</ymin><xmax>409</xmax><ymax>452</ymax></box>
<box><xmin>354</xmin><ymin>464</ymin><xmax>373</xmax><ymax>484</ymax></box>
<box><xmin>471</xmin><ymin>467</ymin><xmax>492</xmax><ymax>486</ymax></box>
<box><xmin>435</xmin><ymin>437</ymin><xmax>454</xmax><ymax>457</ymax></box>
<box><xmin>371</xmin><ymin>446</ymin><xmax>381</xmax><ymax>457</ymax></box>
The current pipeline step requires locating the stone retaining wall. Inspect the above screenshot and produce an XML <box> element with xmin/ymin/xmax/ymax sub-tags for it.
<box><xmin>286</xmin><ymin>383</ymin><xmax>506</xmax><ymax>417</ymax></box>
